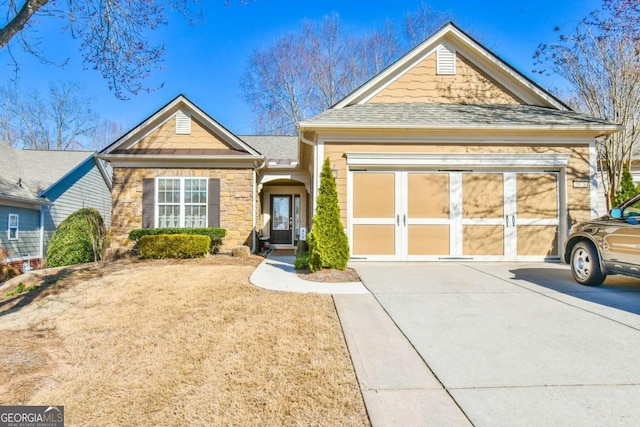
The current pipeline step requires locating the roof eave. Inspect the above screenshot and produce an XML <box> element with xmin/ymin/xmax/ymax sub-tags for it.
<box><xmin>0</xmin><ymin>193</ymin><xmax>50</xmax><ymax>208</ymax></box>
<box><xmin>98</xmin><ymin>154</ymin><xmax>266</xmax><ymax>170</ymax></box>
<box><xmin>300</xmin><ymin>122</ymin><xmax>623</xmax><ymax>135</ymax></box>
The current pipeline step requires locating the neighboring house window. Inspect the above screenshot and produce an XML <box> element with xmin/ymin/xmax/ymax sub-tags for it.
<box><xmin>7</xmin><ymin>214</ymin><xmax>18</xmax><ymax>240</ymax></box>
<box><xmin>157</xmin><ymin>178</ymin><xmax>207</xmax><ymax>228</ymax></box>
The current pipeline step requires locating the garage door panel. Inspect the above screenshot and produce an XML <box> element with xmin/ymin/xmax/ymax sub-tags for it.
<box><xmin>352</xmin><ymin>225</ymin><xmax>396</xmax><ymax>256</ymax></box>
<box><xmin>517</xmin><ymin>173</ymin><xmax>558</xmax><ymax>220</ymax></box>
<box><xmin>408</xmin><ymin>225</ymin><xmax>450</xmax><ymax>256</ymax></box>
<box><xmin>463</xmin><ymin>173</ymin><xmax>504</xmax><ymax>218</ymax></box>
<box><xmin>353</xmin><ymin>173</ymin><xmax>395</xmax><ymax>218</ymax></box>
<box><xmin>408</xmin><ymin>173</ymin><xmax>449</xmax><ymax>218</ymax></box>
<box><xmin>350</xmin><ymin>170</ymin><xmax>560</xmax><ymax>261</ymax></box>
<box><xmin>517</xmin><ymin>225</ymin><xmax>559</xmax><ymax>256</ymax></box>
<box><xmin>463</xmin><ymin>225</ymin><xmax>504</xmax><ymax>256</ymax></box>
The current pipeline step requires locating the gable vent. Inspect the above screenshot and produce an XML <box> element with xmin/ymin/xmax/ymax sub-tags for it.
<box><xmin>175</xmin><ymin>110</ymin><xmax>191</xmax><ymax>135</ymax></box>
<box><xmin>437</xmin><ymin>45</ymin><xmax>456</xmax><ymax>75</ymax></box>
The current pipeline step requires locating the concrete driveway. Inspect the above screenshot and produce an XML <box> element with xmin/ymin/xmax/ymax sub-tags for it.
<box><xmin>338</xmin><ymin>262</ymin><xmax>640</xmax><ymax>426</ymax></box>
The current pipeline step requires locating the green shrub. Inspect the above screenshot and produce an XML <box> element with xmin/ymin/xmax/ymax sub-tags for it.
<box><xmin>615</xmin><ymin>165</ymin><xmax>638</xmax><ymax>206</ymax></box>
<box><xmin>294</xmin><ymin>251</ymin><xmax>310</xmax><ymax>270</ymax></box>
<box><xmin>139</xmin><ymin>234</ymin><xmax>210</xmax><ymax>259</ymax></box>
<box><xmin>47</xmin><ymin>208</ymin><xmax>108</xmax><ymax>268</ymax></box>
<box><xmin>307</xmin><ymin>157</ymin><xmax>350</xmax><ymax>272</ymax></box>
<box><xmin>129</xmin><ymin>228</ymin><xmax>226</xmax><ymax>254</ymax></box>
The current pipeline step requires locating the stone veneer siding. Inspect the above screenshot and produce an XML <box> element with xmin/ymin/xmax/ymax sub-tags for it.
<box><xmin>111</xmin><ymin>167</ymin><xmax>254</xmax><ymax>251</ymax></box>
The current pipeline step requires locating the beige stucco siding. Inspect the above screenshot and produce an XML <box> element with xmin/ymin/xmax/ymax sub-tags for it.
<box><xmin>369</xmin><ymin>52</ymin><xmax>523</xmax><ymax>105</ymax></box>
<box><xmin>111</xmin><ymin>167</ymin><xmax>254</xmax><ymax>250</ymax></box>
<box><xmin>323</xmin><ymin>142</ymin><xmax>591</xmax><ymax>228</ymax></box>
<box><xmin>136</xmin><ymin>117</ymin><xmax>231</xmax><ymax>150</ymax></box>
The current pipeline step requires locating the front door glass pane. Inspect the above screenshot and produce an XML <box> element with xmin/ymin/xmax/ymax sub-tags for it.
<box><xmin>273</xmin><ymin>197</ymin><xmax>290</xmax><ymax>230</ymax></box>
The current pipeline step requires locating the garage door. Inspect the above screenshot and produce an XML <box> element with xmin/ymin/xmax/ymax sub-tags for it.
<box><xmin>350</xmin><ymin>170</ymin><xmax>559</xmax><ymax>261</ymax></box>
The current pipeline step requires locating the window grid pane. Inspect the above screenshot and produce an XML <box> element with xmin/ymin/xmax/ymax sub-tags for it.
<box><xmin>157</xmin><ymin>178</ymin><xmax>207</xmax><ymax>229</ymax></box>
<box><xmin>8</xmin><ymin>214</ymin><xmax>18</xmax><ymax>240</ymax></box>
<box><xmin>184</xmin><ymin>179</ymin><xmax>207</xmax><ymax>228</ymax></box>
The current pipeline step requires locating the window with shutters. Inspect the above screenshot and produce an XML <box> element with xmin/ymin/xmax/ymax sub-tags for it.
<box><xmin>175</xmin><ymin>110</ymin><xmax>191</xmax><ymax>134</ymax></box>
<box><xmin>436</xmin><ymin>45</ymin><xmax>456</xmax><ymax>75</ymax></box>
<box><xmin>157</xmin><ymin>178</ymin><xmax>207</xmax><ymax>228</ymax></box>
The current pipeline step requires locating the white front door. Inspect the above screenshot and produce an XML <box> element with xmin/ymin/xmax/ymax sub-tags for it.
<box><xmin>350</xmin><ymin>170</ymin><xmax>560</xmax><ymax>261</ymax></box>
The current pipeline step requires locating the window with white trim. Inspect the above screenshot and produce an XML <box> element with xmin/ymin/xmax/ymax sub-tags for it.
<box><xmin>8</xmin><ymin>214</ymin><xmax>18</xmax><ymax>240</ymax></box>
<box><xmin>157</xmin><ymin>178</ymin><xmax>207</xmax><ymax>228</ymax></box>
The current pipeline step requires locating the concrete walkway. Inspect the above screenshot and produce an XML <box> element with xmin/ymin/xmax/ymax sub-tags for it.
<box><xmin>249</xmin><ymin>254</ymin><xmax>369</xmax><ymax>294</ymax></box>
<box><xmin>335</xmin><ymin>293</ymin><xmax>472</xmax><ymax>426</ymax></box>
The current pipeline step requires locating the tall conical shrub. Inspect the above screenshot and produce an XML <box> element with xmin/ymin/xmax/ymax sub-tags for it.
<box><xmin>615</xmin><ymin>165</ymin><xmax>638</xmax><ymax>206</ymax></box>
<box><xmin>307</xmin><ymin>157</ymin><xmax>349</xmax><ymax>272</ymax></box>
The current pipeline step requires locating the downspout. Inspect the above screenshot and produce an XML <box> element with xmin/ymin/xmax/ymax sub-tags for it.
<box><xmin>298</xmin><ymin>130</ymin><xmax>317</xmax><ymax>216</ymax></box>
<box><xmin>39</xmin><ymin>206</ymin><xmax>45</xmax><ymax>260</ymax></box>
<box><xmin>252</xmin><ymin>159</ymin><xmax>266</xmax><ymax>253</ymax></box>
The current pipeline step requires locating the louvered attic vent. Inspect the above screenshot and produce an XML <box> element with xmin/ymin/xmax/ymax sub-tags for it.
<box><xmin>175</xmin><ymin>110</ymin><xmax>191</xmax><ymax>134</ymax></box>
<box><xmin>437</xmin><ymin>45</ymin><xmax>456</xmax><ymax>75</ymax></box>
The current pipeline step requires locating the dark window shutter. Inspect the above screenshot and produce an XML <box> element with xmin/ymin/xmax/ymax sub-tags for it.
<box><xmin>142</xmin><ymin>178</ymin><xmax>155</xmax><ymax>228</ymax></box>
<box><xmin>208</xmin><ymin>178</ymin><xmax>220</xmax><ymax>228</ymax></box>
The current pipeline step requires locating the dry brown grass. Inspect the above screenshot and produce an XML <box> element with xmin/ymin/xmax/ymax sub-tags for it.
<box><xmin>0</xmin><ymin>256</ymin><xmax>368</xmax><ymax>426</ymax></box>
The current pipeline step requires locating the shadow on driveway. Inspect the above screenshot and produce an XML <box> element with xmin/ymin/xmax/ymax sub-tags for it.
<box><xmin>509</xmin><ymin>266</ymin><xmax>640</xmax><ymax>316</ymax></box>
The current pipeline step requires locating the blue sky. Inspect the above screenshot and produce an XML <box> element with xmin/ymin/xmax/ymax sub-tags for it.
<box><xmin>0</xmin><ymin>0</ymin><xmax>603</xmax><ymax>136</ymax></box>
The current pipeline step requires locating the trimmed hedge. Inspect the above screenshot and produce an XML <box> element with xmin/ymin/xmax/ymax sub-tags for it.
<box><xmin>47</xmin><ymin>208</ymin><xmax>108</xmax><ymax>268</ymax></box>
<box><xmin>129</xmin><ymin>227</ymin><xmax>226</xmax><ymax>254</ymax></box>
<box><xmin>139</xmin><ymin>234</ymin><xmax>210</xmax><ymax>259</ymax></box>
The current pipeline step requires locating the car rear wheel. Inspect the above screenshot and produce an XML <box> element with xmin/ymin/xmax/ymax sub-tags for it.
<box><xmin>570</xmin><ymin>241</ymin><xmax>606</xmax><ymax>286</ymax></box>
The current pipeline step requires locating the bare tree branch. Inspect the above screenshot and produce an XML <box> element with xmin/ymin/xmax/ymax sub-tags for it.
<box><xmin>0</xmin><ymin>80</ymin><xmax>101</xmax><ymax>150</ymax></box>
<box><xmin>241</xmin><ymin>6</ymin><xmax>452</xmax><ymax>135</ymax></box>
<box><xmin>0</xmin><ymin>1</ymin><xmax>238</xmax><ymax>100</ymax></box>
<box><xmin>535</xmin><ymin>0</ymin><xmax>640</xmax><ymax>208</ymax></box>
<box><xmin>0</xmin><ymin>0</ymin><xmax>49</xmax><ymax>50</ymax></box>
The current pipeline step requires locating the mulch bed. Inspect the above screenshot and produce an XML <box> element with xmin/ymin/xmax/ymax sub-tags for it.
<box><xmin>296</xmin><ymin>267</ymin><xmax>361</xmax><ymax>283</ymax></box>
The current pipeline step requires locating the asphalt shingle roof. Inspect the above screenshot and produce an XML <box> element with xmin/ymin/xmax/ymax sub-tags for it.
<box><xmin>240</xmin><ymin>136</ymin><xmax>298</xmax><ymax>162</ymax></box>
<box><xmin>303</xmin><ymin>103</ymin><xmax>621</xmax><ymax>130</ymax></box>
<box><xmin>0</xmin><ymin>144</ymin><xmax>93</xmax><ymax>202</ymax></box>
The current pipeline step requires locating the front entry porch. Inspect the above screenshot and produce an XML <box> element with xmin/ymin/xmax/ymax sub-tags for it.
<box><xmin>258</xmin><ymin>174</ymin><xmax>310</xmax><ymax>250</ymax></box>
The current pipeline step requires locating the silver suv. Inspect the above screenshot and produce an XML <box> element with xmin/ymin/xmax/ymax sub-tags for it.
<box><xmin>564</xmin><ymin>194</ymin><xmax>640</xmax><ymax>286</ymax></box>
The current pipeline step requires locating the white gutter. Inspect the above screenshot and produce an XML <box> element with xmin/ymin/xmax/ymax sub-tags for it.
<box><xmin>299</xmin><ymin>131</ymin><xmax>316</xmax><ymax>146</ymax></box>
<box><xmin>98</xmin><ymin>154</ymin><xmax>263</xmax><ymax>161</ymax></box>
<box><xmin>298</xmin><ymin>122</ymin><xmax>624</xmax><ymax>134</ymax></box>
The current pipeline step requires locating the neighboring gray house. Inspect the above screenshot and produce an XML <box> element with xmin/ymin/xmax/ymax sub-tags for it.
<box><xmin>0</xmin><ymin>143</ymin><xmax>112</xmax><ymax>265</ymax></box>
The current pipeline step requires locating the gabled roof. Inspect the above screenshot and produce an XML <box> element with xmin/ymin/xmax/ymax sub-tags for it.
<box><xmin>300</xmin><ymin>103</ymin><xmax>623</xmax><ymax>136</ymax></box>
<box><xmin>0</xmin><ymin>144</ymin><xmax>96</xmax><ymax>205</ymax></box>
<box><xmin>100</xmin><ymin>94</ymin><xmax>262</xmax><ymax>159</ymax></box>
<box><xmin>331</xmin><ymin>22</ymin><xmax>569</xmax><ymax>111</ymax></box>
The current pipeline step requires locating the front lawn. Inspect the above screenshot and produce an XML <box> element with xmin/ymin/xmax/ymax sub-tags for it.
<box><xmin>0</xmin><ymin>256</ymin><xmax>368</xmax><ymax>426</ymax></box>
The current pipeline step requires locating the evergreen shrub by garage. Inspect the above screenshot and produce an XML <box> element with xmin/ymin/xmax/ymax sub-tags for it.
<box><xmin>307</xmin><ymin>157</ymin><xmax>350</xmax><ymax>272</ymax></box>
<box><xmin>129</xmin><ymin>228</ymin><xmax>226</xmax><ymax>254</ymax></box>
<box><xmin>47</xmin><ymin>208</ymin><xmax>108</xmax><ymax>268</ymax></box>
<box><xmin>139</xmin><ymin>234</ymin><xmax>210</xmax><ymax>259</ymax></box>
